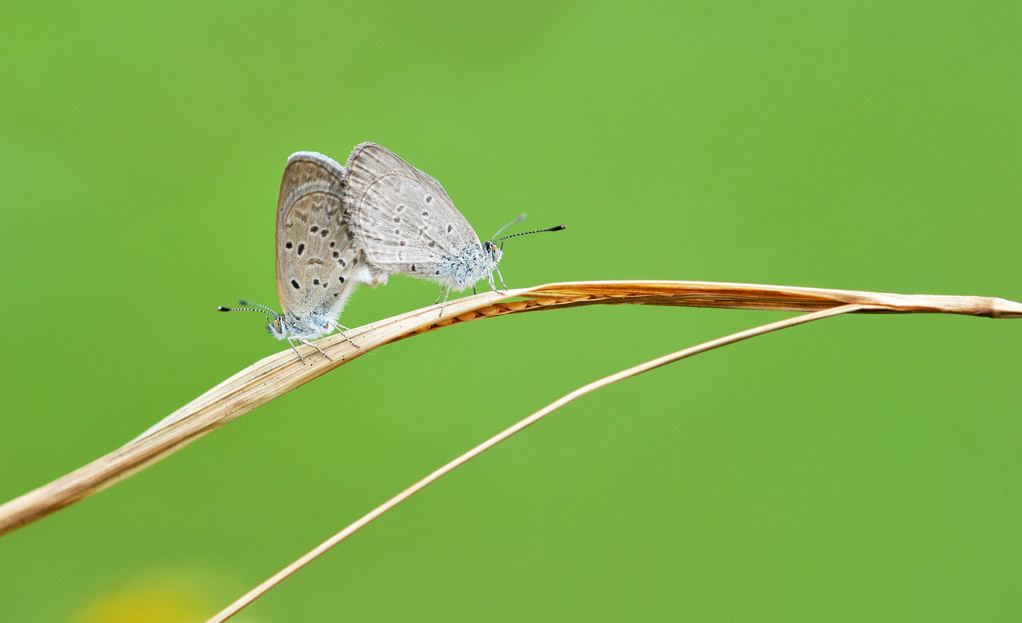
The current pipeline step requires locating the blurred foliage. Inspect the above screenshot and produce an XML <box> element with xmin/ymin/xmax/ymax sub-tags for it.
<box><xmin>1</xmin><ymin>2</ymin><xmax>1020</xmax><ymax>621</ymax></box>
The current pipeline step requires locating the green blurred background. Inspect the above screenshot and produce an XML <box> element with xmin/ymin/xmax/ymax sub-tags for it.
<box><xmin>2</xmin><ymin>2</ymin><xmax>1020</xmax><ymax>621</ymax></box>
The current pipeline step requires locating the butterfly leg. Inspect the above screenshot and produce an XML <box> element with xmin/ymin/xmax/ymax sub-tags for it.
<box><xmin>287</xmin><ymin>339</ymin><xmax>307</xmax><ymax>364</ymax></box>
<box><xmin>435</xmin><ymin>285</ymin><xmax>452</xmax><ymax>318</ymax></box>
<box><xmin>330</xmin><ymin>322</ymin><xmax>359</xmax><ymax>348</ymax></box>
<box><xmin>299</xmin><ymin>338</ymin><xmax>332</xmax><ymax>362</ymax></box>
<box><xmin>494</xmin><ymin>266</ymin><xmax>509</xmax><ymax>293</ymax></box>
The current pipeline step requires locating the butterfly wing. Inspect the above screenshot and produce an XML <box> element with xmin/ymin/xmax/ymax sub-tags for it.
<box><xmin>276</xmin><ymin>152</ymin><xmax>379</xmax><ymax>330</ymax></box>
<box><xmin>344</xmin><ymin>143</ymin><xmax>483</xmax><ymax>281</ymax></box>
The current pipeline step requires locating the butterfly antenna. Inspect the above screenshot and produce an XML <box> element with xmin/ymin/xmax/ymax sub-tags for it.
<box><xmin>490</xmin><ymin>213</ymin><xmax>528</xmax><ymax>239</ymax></box>
<box><xmin>238</xmin><ymin>300</ymin><xmax>280</xmax><ymax>314</ymax></box>
<box><xmin>494</xmin><ymin>224</ymin><xmax>566</xmax><ymax>242</ymax></box>
<box><xmin>217</xmin><ymin>300</ymin><xmax>279</xmax><ymax>317</ymax></box>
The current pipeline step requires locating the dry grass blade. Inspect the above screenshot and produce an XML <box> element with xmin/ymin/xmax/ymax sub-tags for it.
<box><xmin>205</xmin><ymin>303</ymin><xmax>868</xmax><ymax>622</ymax></box>
<box><xmin>0</xmin><ymin>280</ymin><xmax>1018</xmax><ymax>537</ymax></box>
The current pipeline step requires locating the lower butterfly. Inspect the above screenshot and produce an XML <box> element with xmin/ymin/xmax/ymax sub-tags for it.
<box><xmin>219</xmin><ymin>151</ymin><xmax>386</xmax><ymax>362</ymax></box>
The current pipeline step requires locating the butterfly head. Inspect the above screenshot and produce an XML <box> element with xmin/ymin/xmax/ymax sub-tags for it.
<box><xmin>483</xmin><ymin>240</ymin><xmax>503</xmax><ymax>266</ymax></box>
<box><xmin>266</xmin><ymin>315</ymin><xmax>289</xmax><ymax>340</ymax></box>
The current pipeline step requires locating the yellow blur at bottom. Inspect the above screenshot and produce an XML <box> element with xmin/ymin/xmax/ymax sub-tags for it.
<box><xmin>76</xmin><ymin>576</ymin><xmax>216</xmax><ymax>623</ymax></box>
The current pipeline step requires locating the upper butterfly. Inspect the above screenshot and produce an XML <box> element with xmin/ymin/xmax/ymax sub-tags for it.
<box><xmin>219</xmin><ymin>151</ymin><xmax>386</xmax><ymax>361</ymax></box>
<box><xmin>343</xmin><ymin>142</ymin><xmax>564</xmax><ymax>302</ymax></box>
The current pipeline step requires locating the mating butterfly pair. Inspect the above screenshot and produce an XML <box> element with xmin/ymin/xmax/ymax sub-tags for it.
<box><xmin>220</xmin><ymin>143</ymin><xmax>563</xmax><ymax>361</ymax></box>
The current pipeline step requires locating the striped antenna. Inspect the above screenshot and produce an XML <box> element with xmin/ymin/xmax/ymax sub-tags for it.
<box><xmin>217</xmin><ymin>300</ymin><xmax>279</xmax><ymax>317</ymax></box>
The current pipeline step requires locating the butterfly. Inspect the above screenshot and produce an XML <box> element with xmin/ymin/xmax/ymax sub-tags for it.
<box><xmin>343</xmin><ymin>142</ymin><xmax>563</xmax><ymax>303</ymax></box>
<box><xmin>220</xmin><ymin>151</ymin><xmax>385</xmax><ymax>361</ymax></box>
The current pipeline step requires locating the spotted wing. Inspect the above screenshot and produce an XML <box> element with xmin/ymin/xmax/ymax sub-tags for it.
<box><xmin>276</xmin><ymin>152</ymin><xmax>376</xmax><ymax>323</ymax></box>
<box><xmin>344</xmin><ymin>143</ymin><xmax>483</xmax><ymax>279</ymax></box>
